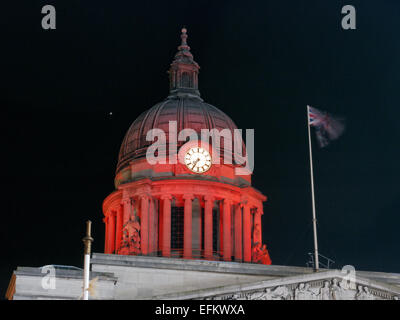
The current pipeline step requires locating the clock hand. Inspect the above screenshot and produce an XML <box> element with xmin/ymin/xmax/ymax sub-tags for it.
<box><xmin>193</xmin><ymin>158</ymin><xmax>200</xmax><ymax>167</ymax></box>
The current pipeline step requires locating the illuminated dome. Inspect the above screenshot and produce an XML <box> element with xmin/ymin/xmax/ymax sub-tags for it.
<box><xmin>103</xmin><ymin>28</ymin><xmax>270</xmax><ymax>266</ymax></box>
<box><xmin>117</xmin><ymin>98</ymin><xmax>238</xmax><ymax>174</ymax></box>
<box><xmin>117</xmin><ymin>28</ymin><xmax>238</xmax><ymax>174</ymax></box>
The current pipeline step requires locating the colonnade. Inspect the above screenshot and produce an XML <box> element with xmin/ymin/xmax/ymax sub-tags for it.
<box><xmin>104</xmin><ymin>193</ymin><xmax>263</xmax><ymax>263</ymax></box>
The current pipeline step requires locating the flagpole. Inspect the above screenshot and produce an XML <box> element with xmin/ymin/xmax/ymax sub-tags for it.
<box><xmin>307</xmin><ymin>106</ymin><xmax>320</xmax><ymax>272</ymax></box>
<box><xmin>82</xmin><ymin>220</ymin><xmax>94</xmax><ymax>300</ymax></box>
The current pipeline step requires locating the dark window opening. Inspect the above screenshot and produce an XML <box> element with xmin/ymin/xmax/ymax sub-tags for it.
<box><xmin>181</xmin><ymin>72</ymin><xmax>192</xmax><ymax>88</ymax></box>
<box><xmin>212</xmin><ymin>208</ymin><xmax>219</xmax><ymax>254</ymax></box>
<box><xmin>171</xmin><ymin>206</ymin><xmax>184</xmax><ymax>256</ymax></box>
<box><xmin>201</xmin><ymin>208</ymin><xmax>204</xmax><ymax>255</ymax></box>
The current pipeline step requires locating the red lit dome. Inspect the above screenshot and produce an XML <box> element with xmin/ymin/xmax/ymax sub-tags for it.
<box><xmin>117</xmin><ymin>28</ymin><xmax>239</xmax><ymax>175</ymax></box>
<box><xmin>117</xmin><ymin>97</ymin><xmax>239</xmax><ymax>174</ymax></box>
<box><xmin>103</xmin><ymin>28</ymin><xmax>270</xmax><ymax>266</ymax></box>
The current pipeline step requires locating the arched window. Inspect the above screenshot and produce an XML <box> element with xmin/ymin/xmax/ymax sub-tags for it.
<box><xmin>181</xmin><ymin>72</ymin><xmax>192</xmax><ymax>88</ymax></box>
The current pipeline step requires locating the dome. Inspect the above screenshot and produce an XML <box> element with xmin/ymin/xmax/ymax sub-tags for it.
<box><xmin>116</xmin><ymin>28</ymin><xmax>241</xmax><ymax>174</ymax></box>
<box><xmin>117</xmin><ymin>96</ymin><xmax>239</xmax><ymax>173</ymax></box>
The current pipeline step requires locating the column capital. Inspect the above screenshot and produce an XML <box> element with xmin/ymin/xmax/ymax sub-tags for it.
<box><xmin>240</xmin><ymin>196</ymin><xmax>249</xmax><ymax>205</ymax></box>
<box><xmin>183</xmin><ymin>194</ymin><xmax>194</xmax><ymax>200</ymax></box>
<box><xmin>139</xmin><ymin>193</ymin><xmax>152</xmax><ymax>201</ymax></box>
<box><xmin>232</xmin><ymin>201</ymin><xmax>241</xmax><ymax>208</ymax></box>
<box><xmin>105</xmin><ymin>209</ymin><xmax>113</xmax><ymax>217</ymax></box>
<box><xmin>160</xmin><ymin>194</ymin><xmax>172</xmax><ymax>200</ymax></box>
<box><xmin>203</xmin><ymin>195</ymin><xmax>215</xmax><ymax>202</ymax></box>
<box><xmin>239</xmin><ymin>199</ymin><xmax>249</xmax><ymax>208</ymax></box>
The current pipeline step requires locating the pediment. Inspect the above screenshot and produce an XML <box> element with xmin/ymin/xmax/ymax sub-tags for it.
<box><xmin>207</xmin><ymin>270</ymin><xmax>400</xmax><ymax>300</ymax></box>
<box><xmin>156</xmin><ymin>269</ymin><xmax>400</xmax><ymax>300</ymax></box>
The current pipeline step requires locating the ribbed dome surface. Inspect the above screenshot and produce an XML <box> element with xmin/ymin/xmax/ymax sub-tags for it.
<box><xmin>116</xmin><ymin>28</ymin><xmax>243</xmax><ymax>174</ymax></box>
<box><xmin>117</xmin><ymin>96</ymin><xmax>239</xmax><ymax>173</ymax></box>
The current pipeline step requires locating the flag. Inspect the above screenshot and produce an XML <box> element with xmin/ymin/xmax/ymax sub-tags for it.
<box><xmin>308</xmin><ymin>106</ymin><xmax>345</xmax><ymax>148</ymax></box>
<box><xmin>79</xmin><ymin>277</ymin><xmax>98</xmax><ymax>300</ymax></box>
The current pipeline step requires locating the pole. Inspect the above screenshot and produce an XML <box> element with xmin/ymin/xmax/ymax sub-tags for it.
<box><xmin>82</xmin><ymin>220</ymin><xmax>94</xmax><ymax>300</ymax></box>
<box><xmin>307</xmin><ymin>106</ymin><xmax>319</xmax><ymax>272</ymax></box>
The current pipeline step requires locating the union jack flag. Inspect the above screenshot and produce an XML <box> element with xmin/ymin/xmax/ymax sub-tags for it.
<box><xmin>308</xmin><ymin>106</ymin><xmax>345</xmax><ymax>148</ymax></box>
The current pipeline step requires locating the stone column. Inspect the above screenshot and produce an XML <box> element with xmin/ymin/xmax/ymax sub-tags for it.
<box><xmin>148</xmin><ymin>198</ymin><xmax>155</xmax><ymax>255</ymax></box>
<box><xmin>243</xmin><ymin>204</ymin><xmax>251</xmax><ymax>262</ymax></box>
<box><xmin>115</xmin><ymin>205</ymin><xmax>123</xmax><ymax>252</ymax></box>
<box><xmin>254</xmin><ymin>206</ymin><xmax>262</xmax><ymax>245</ymax></box>
<box><xmin>219</xmin><ymin>201</ymin><xmax>224</xmax><ymax>254</ymax></box>
<box><xmin>198</xmin><ymin>198</ymin><xmax>202</xmax><ymax>257</ymax></box>
<box><xmin>154</xmin><ymin>199</ymin><xmax>159</xmax><ymax>255</ymax></box>
<box><xmin>161</xmin><ymin>195</ymin><xmax>172</xmax><ymax>257</ymax></box>
<box><xmin>204</xmin><ymin>196</ymin><xmax>214</xmax><ymax>260</ymax></box>
<box><xmin>223</xmin><ymin>199</ymin><xmax>232</xmax><ymax>261</ymax></box>
<box><xmin>108</xmin><ymin>211</ymin><xmax>116</xmax><ymax>254</ymax></box>
<box><xmin>103</xmin><ymin>217</ymin><xmax>109</xmax><ymax>253</ymax></box>
<box><xmin>234</xmin><ymin>204</ymin><xmax>242</xmax><ymax>261</ymax></box>
<box><xmin>183</xmin><ymin>194</ymin><xmax>194</xmax><ymax>259</ymax></box>
<box><xmin>140</xmin><ymin>196</ymin><xmax>149</xmax><ymax>255</ymax></box>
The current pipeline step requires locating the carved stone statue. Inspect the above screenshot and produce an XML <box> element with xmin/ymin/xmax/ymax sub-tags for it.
<box><xmin>118</xmin><ymin>216</ymin><xmax>141</xmax><ymax>255</ymax></box>
<box><xmin>272</xmin><ymin>286</ymin><xmax>292</xmax><ymax>300</ymax></box>
<box><xmin>355</xmin><ymin>286</ymin><xmax>375</xmax><ymax>300</ymax></box>
<box><xmin>251</xmin><ymin>242</ymin><xmax>271</xmax><ymax>265</ymax></box>
<box><xmin>204</xmin><ymin>280</ymin><xmax>388</xmax><ymax>301</ymax></box>
<box><xmin>331</xmin><ymin>278</ymin><xmax>342</xmax><ymax>300</ymax></box>
<box><xmin>250</xmin><ymin>223</ymin><xmax>271</xmax><ymax>265</ymax></box>
<box><xmin>319</xmin><ymin>281</ymin><xmax>331</xmax><ymax>300</ymax></box>
<box><xmin>295</xmin><ymin>283</ymin><xmax>316</xmax><ymax>300</ymax></box>
<box><xmin>338</xmin><ymin>280</ymin><xmax>356</xmax><ymax>300</ymax></box>
<box><xmin>245</xmin><ymin>289</ymin><xmax>272</xmax><ymax>300</ymax></box>
<box><xmin>245</xmin><ymin>286</ymin><xmax>292</xmax><ymax>300</ymax></box>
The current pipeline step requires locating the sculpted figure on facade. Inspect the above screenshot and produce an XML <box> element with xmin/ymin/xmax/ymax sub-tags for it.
<box><xmin>251</xmin><ymin>242</ymin><xmax>271</xmax><ymax>265</ymax></box>
<box><xmin>319</xmin><ymin>281</ymin><xmax>331</xmax><ymax>300</ymax></box>
<box><xmin>245</xmin><ymin>290</ymin><xmax>264</xmax><ymax>300</ymax></box>
<box><xmin>251</xmin><ymin>224</ymin><xmax>267</xmax><ymax>264</ymax></box>
<box><xmin>119</xmin><ymin>211</ymin><xmax>141</xmax><ymax>255</ymax></box>
<box><xmin>337</xmin><ymin>280</ymin><xmax>356</xmax><ymax>300</ymax></box>
<box><xmin>272</xmin><ymin>286</ymin><xmax>292</xmax><ymax>300</ymax></box>
<box><xmin>294</xmin><ymin>283</ymin><xmax>317</xmax><ymax>300</ymax></box>
<box><xmin>246</xmin><ymin>288</ymin><xmax>274</xmax><ymax>300</ymax></box>
<box><xmin>245</xmin><ymin>286</ymin><xmax>292</xmax><ymax>300</ymax></box>
<box><xmin>327</xmin><ymin>278</ymin><xmax>364</xmax><ymax>300</ymax></box>
<box><xmin>204</xmin><ymin>279</ymin><xmax>394</xmax><ymax>301</ymax></box>
<box><xmin>331</xmin><ymin>278</ymin><xmax>342</xmax><ymax>300</ymax></box>
<box><xmin>355</xmin><ymin>286</ymin><xmax>375</xmax><ymax>300</ymax></box>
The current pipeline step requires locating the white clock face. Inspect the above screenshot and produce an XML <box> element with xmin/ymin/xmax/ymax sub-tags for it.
<box><xmin>184</xmin><ymin>147</ymin><xmax>212</xmax><ymax>173</ymax></box>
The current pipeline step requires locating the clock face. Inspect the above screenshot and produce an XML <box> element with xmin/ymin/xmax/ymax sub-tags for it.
<box><xmin>184</xmin><ymin>147</ymin><xmax>212</xmax><ymax>173</ymax></box>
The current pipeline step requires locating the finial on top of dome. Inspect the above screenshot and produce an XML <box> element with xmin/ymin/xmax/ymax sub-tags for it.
<box><xmin>168</xmin><ymin>26</ymin><xmax>201</xmax><ymax>98</ymax></box>
<box><xmin>178</xmin><ymin>27</ymin><xmax>190</xmax><ymax>51</ymax></box>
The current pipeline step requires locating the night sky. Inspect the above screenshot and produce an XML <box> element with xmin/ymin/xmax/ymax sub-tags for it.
<box><xmin>2</xmin><ymin>1</ymin><xmax>400</xmax><ymax>297</ymax></box>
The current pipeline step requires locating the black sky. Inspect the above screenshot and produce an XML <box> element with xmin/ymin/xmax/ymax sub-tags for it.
<box><xmin>1</xmin><ymin>0</ymin><xmax>400</xmax><ymax>297</ymax></box>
